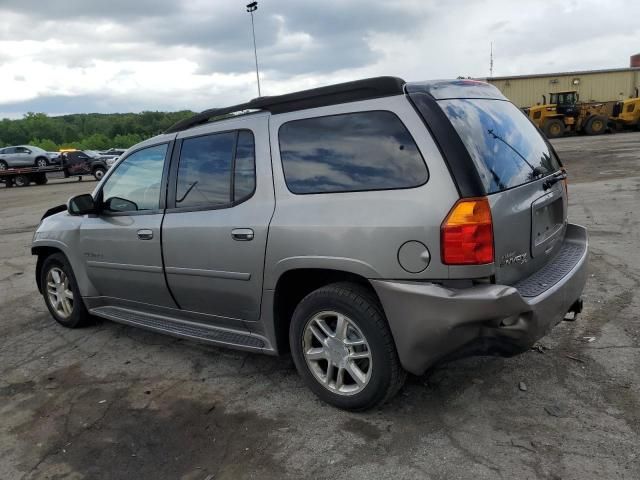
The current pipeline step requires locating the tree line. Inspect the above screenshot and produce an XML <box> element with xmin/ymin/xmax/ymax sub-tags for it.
<box><xmin>0</xmin><ymin>111</ymin><xmax>194</xmax><ymax>152</ymax></box>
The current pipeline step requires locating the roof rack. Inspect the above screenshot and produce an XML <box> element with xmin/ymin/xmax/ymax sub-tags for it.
<box><xmin>164</xmin><ymin>76</ymin><xmax>406</xmax><ymax>134</ymax></box>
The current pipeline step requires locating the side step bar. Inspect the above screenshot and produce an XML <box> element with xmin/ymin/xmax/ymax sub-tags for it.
<box><xmin>90</xmin><ymin>306</ymin><xmax>269</xmax><ymax>352</ymax></box>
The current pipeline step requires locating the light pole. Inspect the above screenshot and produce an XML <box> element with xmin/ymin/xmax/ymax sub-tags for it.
<box><xmin>246</xmin><ymin>1</ymin><xmax>261</xmax><ymax>97</ymax></box>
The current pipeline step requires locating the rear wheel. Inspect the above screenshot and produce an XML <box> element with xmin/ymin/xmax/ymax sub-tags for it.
<box><xmin>14</xmin><ymin>174</ymin><xmax>30</xmax><ymax>187</ymax></box>
<box><xmin>92</xmin><ymin>166</ymin><xmax>106</xmax><ymax>180</ymax></box>
<box><xmin>584</xmin><ymin>115</ymin><xmax>607</xmax><ymax>135</ymax></box>
<box><xmin>35</xmin><ymin>157</ymin><xmax>48</xmax><ymax>168</ymax></box>
<box><xmin>544</xmin><ymin>119</ymin><xmax>565</xmax><ymax>138</ymax></box>
<box><xmin>40</xmin><ymin>253</ymin><xmax>90</xmax><ymax>328</ymax></box>
<box><xmin>289</xmin><ymin>282</ymin><xmax>406</xmax><ymax>411</ymax></box>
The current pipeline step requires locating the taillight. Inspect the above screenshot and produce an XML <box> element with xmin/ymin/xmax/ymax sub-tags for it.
<box><xmin>441</xmin><ymin>197</ymin><xmax>494</xmax><ymax>265</ymax></box>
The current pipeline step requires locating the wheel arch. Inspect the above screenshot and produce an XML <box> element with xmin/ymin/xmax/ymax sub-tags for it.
<box><xmin>32</xmin><ymin>240</ymin><xmax>99</xmax><ymax>297</ymax></box>
<box><xmin>270</xmin><ymin>267</ymin><xmax>382</xmax><ymax>354</ymax></box>
<box><xmin>33</xmin><ymin>246</ymin><xmax>65</xmax><ymax>293</ymax></box>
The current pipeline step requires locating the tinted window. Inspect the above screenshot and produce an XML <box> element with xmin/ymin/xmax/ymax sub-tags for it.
<box><xmin>101</xmin><ymin>144</ymin><xmax>167</xmax><ymax>212</ymax></box>
<box><xmin>440</xmin><ymin>99</ymin><xmax>561</xmax><ymax>194</ymax></box>
<box><xmin>176</xmin><ymin>132</ymin><xmax>235</xmax><ymax>208</ymax></box>
<box><xmin>279</xmin><ymin>111</ymin><xmax>427</xmax><ymax>194</ymax></box>
<box><xmin>176</xmin><ymin>130</ymin><xmax>256</xmax><ymax>208</ymax></box>
<box><xmin>234</xmin><ymin>131</ymin><xmax>256</xmax><ymax>201</ymax></box>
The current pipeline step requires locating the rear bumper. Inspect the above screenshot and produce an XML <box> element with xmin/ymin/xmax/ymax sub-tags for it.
<box><xmin>372</xmin><ymin>224</ymin><xmax>588</xmax><ymax>375</ymax></box>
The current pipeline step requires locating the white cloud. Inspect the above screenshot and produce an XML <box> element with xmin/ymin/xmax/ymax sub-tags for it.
<box><xmin>0</xmin><ymin>0</ymin><xmax>638</xmax><ymax>116</ymax></box>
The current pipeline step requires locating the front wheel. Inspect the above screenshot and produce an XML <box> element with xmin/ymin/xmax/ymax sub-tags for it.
<box><xmin>584</xmin><ymin>115</ymin><xmax>607</xmax><ymax>135</ymax></box>
<box><xmin>543</xmin><ymin>119</ymin><xmax>565</xmax><ymax>138</ymax></box>
<box><xmin>0</xmin><ymin>160</ymin><xmax>8</xmax><ymax>170</ymax></box>
<box><xmin>40</xmin><ymin>253</ymin><xmax>91</xmax><ymax>328</ymax></box>
<box><xmin>289</xmin><ymin>282</ymin><xmax>406</xmax><ymax>411</ymax></box>
<box><xmin>93</xmin><ymin>166</ymin><xmax>106</xmax><ymax>180</ymax></box>
<box><xmin>35</xmin><ymin>157</ymin><xmax>48</xmax><ymax>168</ymax></box>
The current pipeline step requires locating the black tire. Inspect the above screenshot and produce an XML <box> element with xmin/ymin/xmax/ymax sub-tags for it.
<box><xmin>34</xmin><ymin>173</ymin><xmax>48</xmax><ymax>185</ymax></box>
<box><xmin>543</xmin><ymin>119</ymin><xmax>565</xmax><ymax>138</ymax></box>
<box><xmin>584</xmin><ymin>115</ymin><xmax>607</xmax><ymax>135</ymax></box>
<box><xmin>40</xmin><ymin>253</ymin><xmax>91</xmax><ymax>328</ymax></box>
<box><xmin>289</xmin><ymin>282</ymin><xmax>406</xmax><ymax>411</ymax></box>
<box><xmin>14</xmin><ymin>175</ymin><xmax>30</xmax><ymax>187</ymax></box>
<box><xmin>92</xmin><ymin>166</ymin><xmax>106</xmax><ymax>181</ymax></box>
<box><xmin>35</xmin><ymin>157</ymin><xmax>49</xmax><ymax>168</ymax></box>
<box><xmin>0</xmin><ymin>160</ymin><xmax>8</xmax><ymax>170</ymax></box>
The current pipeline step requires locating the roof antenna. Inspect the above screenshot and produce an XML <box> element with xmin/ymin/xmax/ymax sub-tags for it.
<box><xmin>489</xmin><ymin>41</ymin><xmax>494</xmax><ymax>78</ymax></box>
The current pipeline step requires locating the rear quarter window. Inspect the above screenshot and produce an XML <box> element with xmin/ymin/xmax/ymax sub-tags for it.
<box><xmin>278</xmin><ymin>110</ymin><xmax>428</xmax><ymax>194</ymax></box>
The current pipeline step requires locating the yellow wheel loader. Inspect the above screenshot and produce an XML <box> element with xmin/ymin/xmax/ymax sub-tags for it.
<box><xmin>612</xmin><ymin>89</ymin><xmax>640</xmax><ymax>130</ymax></box>
<box><xmin>527</xmin><ymin>90</ymin><xmax>611</xmax><ymax>138</ymax></box>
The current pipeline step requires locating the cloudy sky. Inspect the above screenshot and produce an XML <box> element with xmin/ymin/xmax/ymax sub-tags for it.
<box><xmin>0</xmin><ymin>0</ymin><xmax>638</xmax><ymax>118</ymax></box>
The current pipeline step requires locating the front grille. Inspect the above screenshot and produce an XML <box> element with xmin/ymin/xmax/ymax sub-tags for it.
<box><xmin>514</xmin><ymin>241</ymin><xmax>585</xmax><ymax>297</ymax></box>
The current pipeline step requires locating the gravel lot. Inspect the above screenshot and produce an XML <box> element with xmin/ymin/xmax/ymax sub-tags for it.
<box><xmin>1</xmin><ymin>132</ymin><xmax>639</xmax><ymax>480</ymax></box>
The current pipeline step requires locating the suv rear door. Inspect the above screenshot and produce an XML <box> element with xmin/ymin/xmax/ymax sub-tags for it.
<box><xmin>409</xmin><ymin>82</ymin><xmax>567</xmax><ymax>285</ymax></box>
<box><xmin>161</xmin><ymin>114</ymin><xmax>274</xmax><ymax>326</ymax></box>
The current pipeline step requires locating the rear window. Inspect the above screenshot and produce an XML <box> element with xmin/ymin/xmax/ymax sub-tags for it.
<box><xmin>440</xmin><ymin>99</ymin><xmax>560</xmax><ymax>193</ymax></box>
<box><xmin>279</xmin><ymin>111</ymin><xmax>427</xmax><ymax>194</ymax></box>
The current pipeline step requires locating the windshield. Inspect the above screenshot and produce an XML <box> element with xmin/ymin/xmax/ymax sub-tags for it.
<box><xmin>439</xmin><ymin>98</ymin><xmax>561</xmax><ymax>193</ymax></box>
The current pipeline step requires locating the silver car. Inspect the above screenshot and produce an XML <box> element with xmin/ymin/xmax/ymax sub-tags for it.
<box><xmin>0</xmin><ymin>145</ymin><xmax>57</xmax><ymax>170</ymax></box>
<box><xmin>32</xmin><ymin>78</ymin><xmax>588</xmax><ymax>410</ymax></box>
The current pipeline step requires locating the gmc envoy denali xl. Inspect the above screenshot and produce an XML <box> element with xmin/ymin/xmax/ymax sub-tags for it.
<box><xmin>32</xmin><ymin>78</ymin><xmax>588</xmax><ymax>410</ymax></box>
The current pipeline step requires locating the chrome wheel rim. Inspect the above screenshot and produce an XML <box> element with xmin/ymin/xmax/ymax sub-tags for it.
<box><xmin>94</xmin><ymin>169</ymin><xmax>104</xmax><ymax>179</ymax></box>
<box><xmin>0</xmin><ymin>163</ymin><xmax>6</xmax><ymax>171</ymax></box>
<box><xmin>46</xmin><ymin>267</ymin><xmax>74</xmax><ymax>319</ymax></box>
<box><xmin>302</xmin><ymin>311</ymin><xmax>372</xmax><ymax>396</ymax></box>
<box><xmin>37</xmin><ymin>159</ymin><xmax>47</xmax><ymax>168</ymax></box>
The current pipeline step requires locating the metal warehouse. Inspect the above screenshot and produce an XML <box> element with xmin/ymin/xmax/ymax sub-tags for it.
<box><xmin>486</xmin><ymin>55</ymin><xmax>640</xmax><ymax>108</ymax></box>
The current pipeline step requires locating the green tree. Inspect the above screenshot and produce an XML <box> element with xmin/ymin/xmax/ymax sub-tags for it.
<box><xmin>0</xmin><ymin>110</ymin><xmax>194</xmax><ymax>151</ymax></box>
<box><xmin>29</xmin><ymin>138</ymin><xmax>59</xmax><ymax>151</ymax></box>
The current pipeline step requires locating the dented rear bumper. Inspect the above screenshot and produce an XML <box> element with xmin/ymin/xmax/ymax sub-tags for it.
<box><xmin>373</xmin><ymin>224</ymin><xmax>588</xmax><ymax>375</ymax></box>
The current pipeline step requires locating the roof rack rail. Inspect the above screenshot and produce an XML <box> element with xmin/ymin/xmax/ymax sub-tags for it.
<box><xmin>165</xmin><ymin>76</ymin><xmax>406</xmax><ymax>134</ymax></box>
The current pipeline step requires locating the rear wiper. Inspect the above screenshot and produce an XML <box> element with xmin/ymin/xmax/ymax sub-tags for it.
<box><xmin>487</xmin><ymin>128</ymin><xmax>538</xmax><ymax>174</ymax></box>
<box><xmin>543</xmin><ymin>171</ymin><xmax>567</xmax><ymax>190</ymax></box>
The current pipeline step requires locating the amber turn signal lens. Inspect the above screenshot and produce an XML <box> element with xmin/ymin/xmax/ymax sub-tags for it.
<box><xmin>441</xmin><ymin>197</ymin><xmax>494</xmax><ymax>265</ymax></box>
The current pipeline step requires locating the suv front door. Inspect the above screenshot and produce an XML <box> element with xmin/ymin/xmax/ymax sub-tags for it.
<box><xmin>80</xmin><ymin>140</ymin><xmax>177</xmax><ymax>308</ymax></box>
<box><xmin>161</xmin><ymin>115</ymin><xmax>274</xmax><ymax>326</ymax></box>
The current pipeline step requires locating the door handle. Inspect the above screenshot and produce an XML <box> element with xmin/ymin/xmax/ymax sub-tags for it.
<box><xmin>137</xmin><ymin>229</ymin><xmax>153</xmax><ymax>240</ymax></box>
<box><xmin>231</xmin><ymin>228</ymin><xmax>254</xmax><ymax>241</ymax></box>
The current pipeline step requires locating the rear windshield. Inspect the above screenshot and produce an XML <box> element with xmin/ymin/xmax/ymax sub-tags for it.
<box><xmin>439</xmin><ymin>99</ymin><xmax>560</xmax><ymax>193</ymax></box>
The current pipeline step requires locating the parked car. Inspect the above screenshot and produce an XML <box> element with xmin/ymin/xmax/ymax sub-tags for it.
<box><xmin>32</xmin><ymin>78</ymin><xmax>588</xmax><ymax>410</ymax></box>
<box><xmin>0</xmin><ymin>145</ymin><xmax>58</xmax><ymax>170</ymax></box>
<box><xmin>100</xmin><ymin>148</ymin><xmax>126</xmax><ymax>157</ymax></box>
<box><xmin>105</xmin><ymin>156</ymin><xmax>120</xmax><ymax>168</ymax></box>
<box><xmin>60</xmin><ymin>150</ymin><xmax>108</xmax><ymax>180</ymax></box>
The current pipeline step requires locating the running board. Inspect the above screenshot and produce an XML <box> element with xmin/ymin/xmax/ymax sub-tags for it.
<box><xmin>90</xmin><ymin>306</ymin><xmax>268</xmax><ymax>351</ymax></box>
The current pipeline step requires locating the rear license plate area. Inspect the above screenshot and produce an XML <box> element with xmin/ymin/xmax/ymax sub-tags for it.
<box><xmin>531</xmin><ymin>192</ymin><xmax>564</xmax><ymax>257</ymax></box>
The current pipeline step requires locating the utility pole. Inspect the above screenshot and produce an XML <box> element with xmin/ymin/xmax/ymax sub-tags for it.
<box><xmin>489</xmin><ymin>41</ymin><xmax>494</xmax><ymax>78</ymax></box>
<box><xmin>246</xmin><ymin>2</ymin><xmax>261</xmax><ymax>97</ymax></box>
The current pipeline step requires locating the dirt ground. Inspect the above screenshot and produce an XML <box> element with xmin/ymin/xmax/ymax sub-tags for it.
<box><xmin>1</xmin><ymin>132</ymin><xmax>639</xmax><ymax>480</ymax></box>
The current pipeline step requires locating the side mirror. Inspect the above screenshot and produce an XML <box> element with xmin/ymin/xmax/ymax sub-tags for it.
<box><xmin>67</xmin><ymin>194</ymin><xmax>96</xmax><ymax>215</ymax></box>
<box><xmin>104</xmin><ymin>196</ymin><xmax>138</xmax><ymax>212</ymax></box>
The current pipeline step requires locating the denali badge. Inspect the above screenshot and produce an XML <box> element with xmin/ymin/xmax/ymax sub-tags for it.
<box><xmin>500</xmin><ymin>251</ymin><xmax>529</xmax><ymax>267</ymax></box>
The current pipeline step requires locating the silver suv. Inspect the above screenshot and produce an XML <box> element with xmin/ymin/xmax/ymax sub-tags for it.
<box><xmin>0</xmin><ymin>145</ymin><xmax>57</xmax><ymax>169</ymax></box>
<box><xmin>32</xmin><ymin>78</ymin><xmax>588</xmax><ymax>410</ymax></box>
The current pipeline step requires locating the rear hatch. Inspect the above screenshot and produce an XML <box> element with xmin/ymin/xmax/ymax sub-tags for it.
<box><xmin>408</xmin><ymin>82</ymin><xmax>567</xmax><ymax>285</ymax></box>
